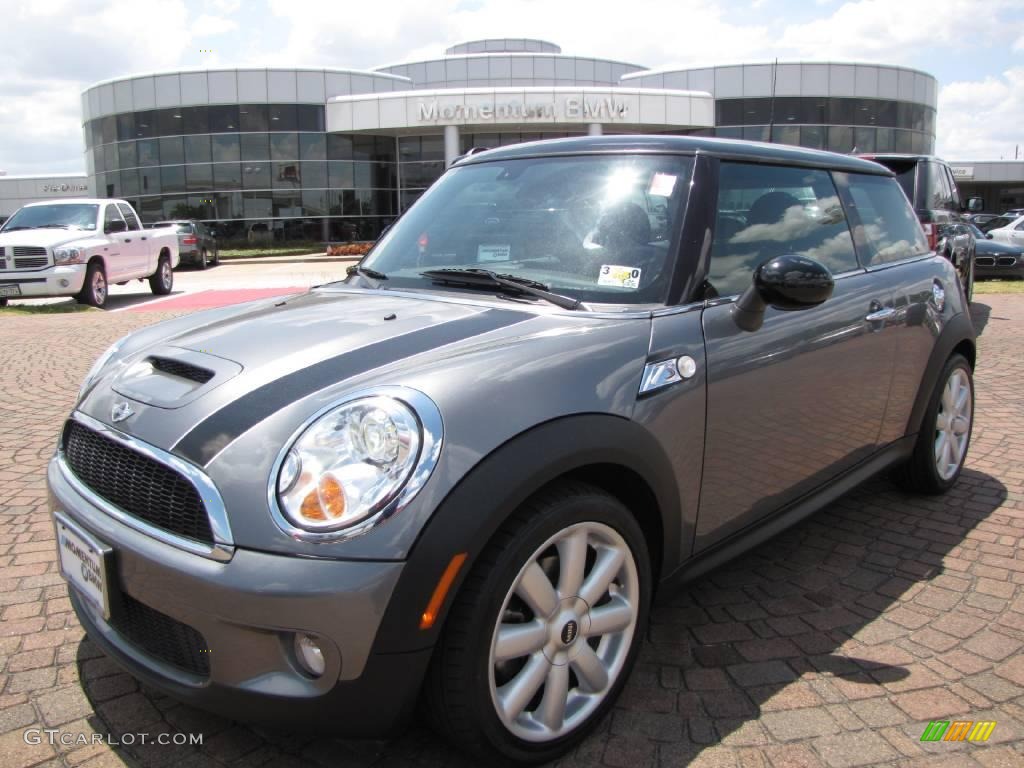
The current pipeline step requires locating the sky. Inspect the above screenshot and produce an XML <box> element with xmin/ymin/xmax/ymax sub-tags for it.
<box><xmin>0</xmin><ymin>0</ymin><xmax>1022</xmax><ymax>175</ymax></box>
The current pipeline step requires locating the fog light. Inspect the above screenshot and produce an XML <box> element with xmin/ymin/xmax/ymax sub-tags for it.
<box><xmin>60</xmin><ymin>279</ymin><xmax>70</xmax><ymax>287</ymax></box>
<box><xmin>293</xmin><ymin>633</ymin><xmax>325</xmax><ymax>677</ymax></box>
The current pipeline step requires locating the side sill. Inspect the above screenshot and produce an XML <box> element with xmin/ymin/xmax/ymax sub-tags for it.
<box><xmin>661</xmin><ymin>436</ymin><xmax>915</xmax><ymax>592</ymax></box>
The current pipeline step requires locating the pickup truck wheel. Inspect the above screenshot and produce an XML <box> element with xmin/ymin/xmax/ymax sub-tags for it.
<box><xmin>77</xmin><ymin>263</ymin><xmax>107</xmax><ymax>308</ymax></box>
<box><xmin>896</xmin><ymin>354</ymin><xmax>973</xmax><ymax>494</ymax></box>
<box><xmin>198</xmin><ymin>249</ymin><xmax>209</xmax><ymax>270</ymax></box>
<box><xmin>149</xmin><ymin>256</ymin><xmax>173</xmax><ymax>295</ymax></box>
<box><xmin>425</xmin><ymin>482</ymin><xmax>650</xmax><ymax>764</ymax></box>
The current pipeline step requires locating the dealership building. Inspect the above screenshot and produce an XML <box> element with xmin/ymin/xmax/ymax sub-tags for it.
<box><xmin>8</xmin><ymin>38</ymin><xmax>1020</xmax><ymax>236</ymax></box>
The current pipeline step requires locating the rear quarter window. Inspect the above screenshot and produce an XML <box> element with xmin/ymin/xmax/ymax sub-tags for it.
<box><xmin>841</xmin><ymin>173</ymin><xmax>929</xmax><ymax>266</ymax></box>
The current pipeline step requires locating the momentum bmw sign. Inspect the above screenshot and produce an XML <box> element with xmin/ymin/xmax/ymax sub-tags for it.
<box><xmin>417</xmin><ymin>96</ymin><xmax>630</xmax><ymax>123</ymax></box>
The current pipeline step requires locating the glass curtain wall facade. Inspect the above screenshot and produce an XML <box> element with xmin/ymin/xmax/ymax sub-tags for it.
<box><xmin>711</xmin><ymin>97</ymin><xmax>935</xmax><ymax>154</ymax></box>
<box><xmin>85</xmin><ymin>104</ymin><xmax>398</xmax><ymax>242</ymax></box>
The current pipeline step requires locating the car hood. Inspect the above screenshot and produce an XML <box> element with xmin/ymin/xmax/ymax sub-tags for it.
<box><xmin>78</xmin><ymin>286</ymin><xmax>550</xmax><ymax>459</ymax></box>
<box><xmin>0</xmin><ymin>228</ymin><xmax>98</xmax><ymax>248</ymax></box>
<box><xmin>975</xmin><ymin>238</ymin><xmax>1021</xmax><ymax>255</ymax></box>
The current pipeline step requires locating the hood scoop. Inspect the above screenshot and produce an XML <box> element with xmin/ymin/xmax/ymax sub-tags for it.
<box><xmin>112</xmin><ymin>347</ymin><xmax>242</xmax><ymax>409</ymax></box>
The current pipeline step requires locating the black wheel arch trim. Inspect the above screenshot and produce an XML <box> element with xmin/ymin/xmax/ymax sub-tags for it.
<box><xmin>371</xmin><ymin>413</ymin><xmax>680</xmax><ymax>655</ymax></box>
<box><xmin>905</xmin><ymin>310</ymin><xmax>976</xmax><ymax>438</ymax></box>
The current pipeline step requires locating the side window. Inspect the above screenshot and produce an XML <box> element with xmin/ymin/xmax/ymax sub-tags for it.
<box><xmin>945</xmin><ymin>167</ymin><xmax>962</xmax><ymax>211</ymax></box>
<box><xmin>103</xmin><ymin>204</ymin><xmax>124</xmax><ymax>232</ymax></box>
<box><xmin>116</xmin><ymin>203</ymin><xmax>141</xmax><ymax>230</ymax></box>
<box><xmin>843</xmin><ymin>173</ymin><xmax>929</xmax><ymax>266</ymax></box>
<box><xmin>708</xmin><ymin>162</ymin><xmax>858</xmax><ymax>297</ymax></box>
<box><xmin>928</xmin><ymin>162</ymin><xmax>953</xmax><ymax>210</ymax></box>
<box><xmin>1015</xmin><ymin>221</ymin><xmax>1024</xmax><ymax>231</ymax></box>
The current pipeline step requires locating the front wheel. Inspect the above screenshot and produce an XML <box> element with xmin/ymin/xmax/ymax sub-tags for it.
<box><xmin>896</xmin><ymin>353</ymin><xmax>974</xmax><ymax>494</ymax></box>
<box><xmin>426</xmin><ymin>483</ymin><xmax>650</xmax><ymax>764</ymax></box>
<box><xmin>77</xmin><ymin>262</ymin><xmax>107</xmax><ymax>307</ymax></box>
<box><xmin>149</xmin><ymin>255</ymin><xmax>173</xmax><ymax>295</ymax></box>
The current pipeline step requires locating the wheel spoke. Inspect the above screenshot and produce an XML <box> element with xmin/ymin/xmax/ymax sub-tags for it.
<box><xmin>954</xmin><ymin>384</ymin><xmax>970</xmax><ymax>416</ymax></box>
<box><xmin>536</xmin><ymin>663</ymin><xmax>569</xmax><ymax>731</ymax></box>
<box><xmin>934</xmin><ymin>431</ymin><xmax>948</xmax><ymax>467</ymax></box>
<box><xmin>571</xmin><ymin>644</ymin><xmax>609</xmax><ymax>693</ymax></box>
<box><xmin>586</xmin><ymin>599</ymin><xmax>633</xmax><ymax>637</ymax></box>
<box><xmin>579</xmin><ymin>546</ymin><xmax>625</xmax><ymax>606</ymax></box>
<box><xmin>556</xmin><ymin>529</ymin><xmax>588</xmax><ymax>598</ymax></box>
<box><xmin>494</xmin><ymin>621</ymin><xmax>548</xmax><ymax>662</ymax></box>
<box><xmin>516</xmin><ymin>562</ymin><xmax>559</xmax><ymax>619</ymax></box>
<box><xmin>943</xmin><ymin>432</ymin><xmax>957</xmax><ymax>469</ymax></box>
<box><xmin>497</xmin><ymin>652</ymin><xmax>549</xmax><ymax>721</ymax></box>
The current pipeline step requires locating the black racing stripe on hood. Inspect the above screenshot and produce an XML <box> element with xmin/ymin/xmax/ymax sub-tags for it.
<box><xmin>172</xmin><ymin>309</ymin><xmax>526</xmax><ymax>466</ymax></box>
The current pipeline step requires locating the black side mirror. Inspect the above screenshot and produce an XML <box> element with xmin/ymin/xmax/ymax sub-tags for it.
<box><xmin>105</xmin><ymin>219</ymin><xmax>127</xmax><ymax>234</ymax></box>
<box><xmin>986</xmin><ymin>233</ymin><xmax>993</xmax><ymax>239</ymax></box>
<box><xmin>733</xmin><ymin>254</ymin><xmax>834</xmax><ymax>332</ymax></box>
<box><xmin>967</xmin><ymin>197</ymin><xmax>984</xmax><ymax>212</ymax></box>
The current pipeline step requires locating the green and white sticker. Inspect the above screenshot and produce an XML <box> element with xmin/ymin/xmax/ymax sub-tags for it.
<box><xmin>598</xmin><ymin>264</ymin><xmax>642</xmax><ymax>289</ymax></box>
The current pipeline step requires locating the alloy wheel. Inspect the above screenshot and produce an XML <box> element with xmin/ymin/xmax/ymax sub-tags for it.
<box><xmin>161</xmin><ymin>260</ymin><xmax>172</xmax><ymax>288</ymax></box>
<box><xmin>934</xmin><ymin>368</ymin><xmax>972</xmax><ymax>480</ymax></box>
<box><xmin>488</xmin><ymin>521</ymin><xmax>639</xmax><ymax>742</ymax></box>
<box><xmin>92</xmin><ymin>270</ymin><xmax>107</xmax><ymax>305</ymax></box>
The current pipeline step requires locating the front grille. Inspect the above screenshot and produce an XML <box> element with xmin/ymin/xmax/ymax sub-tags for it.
<box><xmin>976</xmin><ymin>256</ymin><xmax>995</xmax><ymax>267</ymax></box>
<box><xmin>14</xmin><ymin>257</ymin><xmax>47</xmax><ymax>269</ymax></box>
<box><xmin>108</xmin><ymin>593</ymin><xmax>210</xmax><ymax>676</ymax></box>
<box><xmin>13</xmin><ymin>246</ymin><xmax>46</xmax><ymax>257</ymax></box>
<box><xmin>63</xmin><ymin>421</ymin><xmax>214</xmax><ymax>544</ymax></box>
<box><xmin>148</xmin><ymin>356</ymin><xmax>215</xmax><ymax>384</ymax></box>
<box><xmin>998</xmin><ymin>256</ymin><xmax>1018</xmax><ymax>266</ymax></box>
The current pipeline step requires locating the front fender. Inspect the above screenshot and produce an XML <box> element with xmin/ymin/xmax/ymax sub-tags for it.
<box><xmin>371</xmin><ymin>413</ymin><xmax>680</xmax><ymax>654</ymax></box>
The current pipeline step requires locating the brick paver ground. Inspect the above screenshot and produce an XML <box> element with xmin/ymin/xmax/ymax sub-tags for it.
<box><xmin>1</xmin><ymin>295</ymin><xmax>1023</xmax><ymax>768</ymax></box>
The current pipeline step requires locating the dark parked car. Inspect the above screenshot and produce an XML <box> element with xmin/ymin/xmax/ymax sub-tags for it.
<box><xmin>859</xmin><ymin>154</ymin><xmax>981</xmax><ymax>300</ymax></box>
<box><xmin>154</xmin><ymin>220</ymin><xmax>219</xmax><ymax>269</ymax></box>
<box><xmin>968</xmin><ymin>213</ymin><xmax>1003</xmax><ymax>229</ymax></box>
<box><xmin>963</xmin><ymin>221</ymin><xmax>1024</xmax><ymax>279</ymax></box>
<box><xmin>52</xmin><ymin>137</ymin><xmax>976</xmax><ymax>764</ymax></box>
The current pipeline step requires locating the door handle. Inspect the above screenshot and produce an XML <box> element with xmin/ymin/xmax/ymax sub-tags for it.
<box><xmin>141</xmin><ymin>237</ymin><xmax>147</xmax><ymax>241</ymax></box>
<box><xmin>123</xmin><ymin>238</ymin><xmax>131</xmax><ymax>243</ymax></box>
<box><xmin>865</xmin><ymin>307</ymin><xmax>896</xmax><ymax>322</ymax></box>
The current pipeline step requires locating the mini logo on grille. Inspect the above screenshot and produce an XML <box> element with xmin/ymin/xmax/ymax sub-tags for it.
<box><xmin>110</xmin><ymin>401</ymin><xmax>134</xmax><ymax>423</ymax></box>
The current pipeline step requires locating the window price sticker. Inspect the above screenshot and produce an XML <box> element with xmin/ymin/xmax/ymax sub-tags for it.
<box><xmin>478</xmin><ymin>243</ymin><xmax>511</xmax><ymax>262</ymax></box>
<box><xmin>598</xmin><ymin>264</ymin><xmax>642</xmax><ymax>289</ymax></box>
<box><xmin>648</xmin><ymin>172</ymin><xmax>677</xmax><ymax>197</ymax></box>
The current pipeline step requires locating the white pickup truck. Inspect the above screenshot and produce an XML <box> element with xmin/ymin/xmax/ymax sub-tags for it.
<box><xmin>0</xmin><ymin>198</ymin><xmax>179</xmax><ymax>308</ymax></box>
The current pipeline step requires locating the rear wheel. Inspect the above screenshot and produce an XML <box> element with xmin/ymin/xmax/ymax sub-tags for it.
<box><xmin>149</xmin><ymin>255</ymin><xmax>173</xmax><ymax>295</ymax></box>
<box><xmin>211</xmin><ymin>247</ymin><xmax>219</xmax><ymax>266</ymax></box>
<box><xmin>77</xmin><ymin>262</ymin><xmax>107</xmax><ymax>307</ymax></box>
<box><xmin>426</xmin><ymin>483</ymin><xmax>650</xmax><ymax>764</ymax></box>
<box><xmin>0</xmin><ymin>298</ymin><xmax>7</xmax><ymax>307</ymax></box>
<box><xmin>197</xmin><ymin>248</ymin><xmax>208</xmax><ymax>270</ymax></box>
<box><xmin>897</xmin><ymin>354</ymin><xmax>974</xmax><ymax>494</ymax></box>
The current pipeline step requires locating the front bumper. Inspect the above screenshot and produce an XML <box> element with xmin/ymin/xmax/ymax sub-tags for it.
<box><xmin>0</xmin><ymin>265</ymin><xmax>87</xmax><ymax>298</ymax></box>
<box><xmin>48</xmin><ymin>456</ymin><xmax>430</xmax><ymax>734</ymax></box>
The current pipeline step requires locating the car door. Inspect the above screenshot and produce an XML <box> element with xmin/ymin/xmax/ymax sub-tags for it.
<box><xmin>116</xmin><ymin>202</ymin><xmax>149</xmax><ymax>276</ymax></box>
<box><xmin>694</xmin><ymin>161</ymin><xmax>897</xmax><ymax>551</ymax></box>
<box><xmin>100</xmin><ymin>204</ymin><xmax>133</xmax><ymax>281</ymax></box>
<box><xmin>837</xmin><ymin>171</ymin><xmax>944</xmax><ymax>445</ymax></box>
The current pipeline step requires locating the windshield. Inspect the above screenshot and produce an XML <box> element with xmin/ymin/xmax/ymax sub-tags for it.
<box><xmin>155</xmin><ymin>222</ymin><xmax>193</xmax><ymax>233</ymax></box>
<box><xmin>1</xmin><ymin>204</ymin><xmax>98</xmax><ymax>232</ymax></box>
<box><xmin>358</xmin><ymin>154</ymin><xmax>694</xmax><ymax>306</ymax></box>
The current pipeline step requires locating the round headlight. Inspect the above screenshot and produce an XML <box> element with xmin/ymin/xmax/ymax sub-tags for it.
<box><xmin>276</xmin><ymin>396</ymin><xmax>423</xmax><ymax>533</ymax></box>
<box><xmin>77</xmin><ymin>334</ymin><xmax>130</xmax><ymax>402</ymax></box>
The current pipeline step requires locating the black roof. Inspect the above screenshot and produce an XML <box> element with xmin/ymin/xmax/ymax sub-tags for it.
<box><xmin>456</xmin><ymin>135</ymin><xmax>891</xmax><ymax>175</ymax></box>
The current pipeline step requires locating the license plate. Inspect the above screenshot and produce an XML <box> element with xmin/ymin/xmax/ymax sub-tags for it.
<box><xmin>0</xmin><ymin>284</ymin><xmax>21</xmax><ymax>297</ymax></box>
<box><xmin>55</xmin><ymin>513</ymin><xmax>112</xmax><ymax>619</ymax></box>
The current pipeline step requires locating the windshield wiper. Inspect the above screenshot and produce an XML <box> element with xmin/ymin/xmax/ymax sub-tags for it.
<box><xmin>346</xmin><ymin>264</ymin><xmax>388</xmax><ymax>281</ymax></box>
<box><xmin>420</xmin><ymin>268</ymin><xmax>581</xmax><ymax>311</ymax></box>
<box><xmin>35</xmin><ymin>224</ymin><xmax>72</xmax><ymax>229</ymax></box>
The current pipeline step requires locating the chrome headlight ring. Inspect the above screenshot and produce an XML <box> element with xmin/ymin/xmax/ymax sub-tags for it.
<box><xmin>268</xmin><ymin>386</ymin><xmax>443</xmax><ymax>543</ymax></box>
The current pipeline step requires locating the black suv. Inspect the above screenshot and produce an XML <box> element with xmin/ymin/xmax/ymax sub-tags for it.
<box><xmin>860</xmin><ymin>154</ymin><xmax>981</xmax><ymax>300</ymax></box>
<box><xmin>154</xmin><ymin>219</ymin><xmax>219</xmax><ymax>270</ymax></box>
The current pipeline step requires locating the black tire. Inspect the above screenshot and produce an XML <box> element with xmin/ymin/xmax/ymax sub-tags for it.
<box><xmin>963</xmin><ymin>257</ymin><xmax>974</xmax><ymax>303</ymax></box>
<box><xmin>77</xmin><ymin>262</ymin><xmax>107</xmax><ymax>308</ymax></box>
<box><xmin>425</xmin><ymin>482</ymin><xmax>651</xmax><ymax>765</ymax></box>
<box><xmin>0</xmin><ymin>297</ymin><xmax>7</xmax><ymax>307</ymax></box>
<box><xmin>197</xmin><ymin>248</ymin><xmax>208</xmax><ymax>270</ymax></box>
<box><xmin>149</xmin><ymin>254</ymin><xmax>173</xmax><ymax>295</ymax></box>
<box><xmin>211</xmin><ymin>248</ymin><xmax>219</xmax><ymax>266</ymax></box>
<box><xmin>896</xmin><ymin>353</ymin><xmax>974</xmax><ymax>494</ymax></box>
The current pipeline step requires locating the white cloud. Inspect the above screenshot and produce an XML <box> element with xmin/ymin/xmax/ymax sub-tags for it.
<box><xmin>778</xmin><ymin>0</ymin><xmax>1020</xmax><ymax>62</ymax></box>
<box><xmin>193</xmin><ymin>13</ymin><xmax>238</xmax><ymax>37</ymax></box>
<box><xmin>936</xmin><ymin>68</ymin><xmax>1024</xmax><ymax>160</ymax></box>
